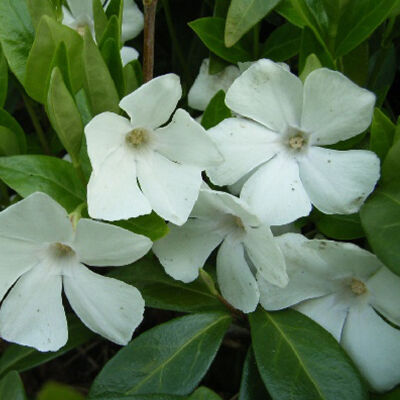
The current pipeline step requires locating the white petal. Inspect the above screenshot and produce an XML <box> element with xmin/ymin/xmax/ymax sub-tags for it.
<box><xmin>121</xmin><ymin>46</ymin><xmax>139</xmax><ymax>67</ymax></box>
<box><xmin>188</xmin><ymin>58</ymin><xmax>240</xmax><ymax>111</ymax></box>
<box><xmin>73</xmin><ymin>219</ymin><xmax>152</xmax><ymax>267</ymax></box>
<box><xmin>302</xmin><ymin>69</ymin><xmax>375</xmax><ymax>145</ymax></box>
<box><xmin>119</xmin><ymin>74</ymin><xmax>182</xmax><ymax>130</ymax></box>
<box><xmin>298</xmin><ymin>147</ymin><xmax>380</xmax><ymax>215</ymax></box>
<box><xmin>0</xmin><ymin>192</ymin><xmax>73</xmax><ymax>244</ymax></box>
<box><xmin>121</xmin><ymin>0</ymin><xmax>144</xmax><ymax>41</ymax></box>
<box><xmin>153</xmin><ymin>218</ymin><xmax>227</xmax><ymax>282</ymax></box>
<box><xmin>259</xmin><ymin>233</ymin><xmax>333</xmax><ymax>311</ymax></box>
<box><xmin>295</xmin><ymin>293</ymin><xmax>350</xmax><ymax>341</ymax></box>
<box><xmin>62</xmin><ymin>6</ymin><xmax>76</xmax><ymax>27</ymax></box>
<box><xmin>136</xmin><ymin>151</ymin><xmax>202</xmax><ymax>225</ymax></box>
<box><xmin>241</xmin><ymin>154</ymin><xmax>312</xmax><ymax>225</ymax></box>
<box><xmin>153</xmin><ymin>109</ymin><xmax>222</xmax><ymax>167</ymax></box>
<box><xmin>226</xmin><ymin>59</ymin><xmax>303</xmax><ymax>133</ymax></box>
<box><xmin>87</xmin><ymin>147</ymin><xmax>151</xmax><ymax>221</ymax></box>
<box><xmin>85</xmin><ymin>112</ymin><xmax>131</xmax><ymax>171</ymax></box>
<box><xmin>206</xmin><ymin>117</ymin><xmax>281</xmax><ymax>186</ymax></box>
<box><xmin>342</xmin><ymin>304</ymin><xmax>400</xmax><ymax>392</ymax></box>
<box><xmin>0</xmin><ymin>257</ymin><xmax>67</xmax><ymax>352</ymax></box>
<box><xmin>243</xmin><ymin>225</ymin><xmax>288</xmax><ymax>287</ymax></box>
<box><xmin>66</xmin><ymin>0</ymin><xmax>92</xmax><ymax>18</ymax></box>
<box><xmin>64</xmin><ymin>263</ymin><xmax>144</xmax><ymax>345</ymax></box>
<box><xmin>217</xmin><ymin>236</ymin><xmax>259</xmax><ymax>313</ymax></box>
<box><xmin>367</xmin><ymin>267</ymin><xmax>400</xmax><ymax>326</ymax></box>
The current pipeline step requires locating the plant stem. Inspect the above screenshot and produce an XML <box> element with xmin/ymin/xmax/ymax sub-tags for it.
<box><xmin>143</xmin><ymin>0</ymin><xmax>158</xmax><ymax>82</ymax></box>
<box><xmin>22</xmin><ymin>93</ymin><xmax>51</xmax><ymax>155</ymax></box>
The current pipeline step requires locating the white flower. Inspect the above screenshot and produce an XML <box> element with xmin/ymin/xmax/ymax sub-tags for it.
<box><xmin>259</xmin><ymin>233</ymin><xmax>400</xmax><ymax>392</ymax></box>
<box><xmin>153</xmin><ymin>187</ymin><xmax>288</xmax><ymax>313</ymax></box>
<box><xmin>85</xmin><ymin>74</ymin><xmax>222</xmax><ymax>224</ymax></box>
<box><xmin>188</xmin><ymin>58</ymin><xmax>240</xmax><ymax>111</ymax></box>
<box><xmin>206</xmin><ymin>59</ymin><xmax>380</xmax><ymax>226</ymax></box>
<box><xmin>0</xmin><ymin>192</ymin><xmax>152</xmax><ymax>352</ymax></box>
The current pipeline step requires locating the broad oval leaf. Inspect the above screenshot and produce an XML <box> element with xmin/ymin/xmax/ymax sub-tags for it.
<box><xmin>0</xmin><ymin>371</ymin><xmax>26</xmax><ymax>400</ymax></box>
<box><xmin>37</xmin><ymin>382</ymin><xmax>85</xmax><ymax>400</ymax></box>
<box><xmin>89</xmin><ymin>312</ymin><xmax>231</xmax><ymax>398</ymax></box>
<box><xmin>0</xmin><ymin>155</ymin><xmax>85</xmax><ymax>211</ymax></box>
<box><xmin>189</xmin><ymin>387</ymin><xmax>222</xmax><ymax>400</ymax></box>
<box><xmin>250</xmin><ymin>308</ymin><xmax>367</xmax><ymax>400</ymax></box>
<box><xmin>0</xmin><ymin>126</ymin><xmax>20</xmax><ymax>156</ymax></box>
<box><xmin>0</xmin><ymin>109</ymin><xmax>27</xmax><ymax>154</ymax></box>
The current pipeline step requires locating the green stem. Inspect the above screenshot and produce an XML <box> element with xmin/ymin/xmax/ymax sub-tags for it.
<box><xmin>22</xmin><ymin>93</ymin><xmax>51</xmax><ymax>155</ymax></box>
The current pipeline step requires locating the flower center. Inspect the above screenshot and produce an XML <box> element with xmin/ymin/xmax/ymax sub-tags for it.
<box><xmin>289</xmin><ymin>134</ymin><xmax>305</xmax><ymax>150</ymax></box>
<box><xmin>234</xmin><ymin>216</ymin><xmax>245</xmax><ymax>230</ymax></box>
<box><xmin>51</xmin><ymin>242</ymin><xmax>75</xmax><ymax>258</ymax></box>
<box><xmin>351</xmin><ymin>278</ymin><xmax>367</xmax><ymax>295</ymax></box>
<box><xmin>75</xmin><ymin>23</ymin><xmax>87</xmax><ymax>36</ymax></box>
<box><xmin>125</xmin><ymin>128</ymin><xmax>149</xmax><ymax>147</ymax></box>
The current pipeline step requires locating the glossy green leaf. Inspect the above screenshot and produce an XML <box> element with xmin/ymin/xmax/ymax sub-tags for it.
<box><xmin>27</xmin><ymin>0</ymin><xmax>57</xmax><ymax>29</ymax></box>
<box><xmin>25</xmin><ymin>15</ymin><xmax>83</xmax><ymax>103</ymax></box>
<box><xmin>0</xmin><ymin>126</ymin><xmax>20</xmax><ymax>155</ymax></box>
<box><xmin>0</xmin><ymin>0</ymin><xmax>34</xmax><ymax>84</ymax></box>
<box><xmin>37</xmin><ymin>382</ymin><xmax>85</xmax><ymax>400</ymax></box>
<box><xmin>123</xmin><ymin>59</ymin><xmax>142</xmax><ymax>96</ymax></box>
<box><xmin>261</xmin><ymin>23</ymin><xmax>301</xmax><ymax>61</ymax></box>
<box><xmin>0</xmin><ymin>371</ymin><xmax>26</xmax><ymax>400</ymax></box>
<box><xmin>89</xmin><ymin>312</ymin><xmax>231</xmax><ymax>398</ymax></box>
<box><xmin>82</xmin><ymin>29</ymin><xmax>119</xmax><ymax>115</ymax></box>
<box><xmin>0</xmin><ymin>43</ymin><xmax>8</xmax><ymax>107</ymax></box>
<box><xmin>0</xmin><ymin>317</ymin><xmax>93</xmax><ymax>377</ymax></box>
<box><xmin>239</xmin><ymin>347</ymin><xmax>270</xmax><ymax>400</ymax></box>
<box><xmin>46</xmin><ymin>67</ymin><xmax>83</xmax><ymax>164</ymax></box>
<box><xmin>0</xmin><ymin>109</ymin><xmax>27</xmax><ymax>153</ymax></box>
<box><xmin>0</xmin><ymin>155</ymin><xmax>85</xmax><ymax>211</ymax></box>
<box><xmin>201</xmin><ymin>90</ymin><xmax>231</xmax><ymax>130</ymax></box>
<box><xmin>99</xmin><ymin>14</ymin><xmax>121</xmax><ymax>48</ymax></box>
<box><xmin>224</xmin><ymin>0</ymin><xmax>281</xmax><ymax>47</ymax></box>
<box><xmin>370</xmin><ymin>108</ymin><xmax>395</xmax><ymax>161</ymax></box>
<box><xmin>275</xmin><ymin>0</ymin><xmax>305</xmax><ymax>28</ymax></box>
<box><xmin>189</xmin><ymin>387</ymin><xmax>222</xmax><ymax>400</ymax></box>
<box><xmin>250</xmin><ymin>308</ymin><xmax>367</xmax><ymax>400</ymax></box>
<box><xmin>93</xmin><ymin>0</ymin><xmax>108</xmax><ymax>42</ymax></box>
<box><xmin>299</xmin><ymin>53</ymin><xmax>322</xmax><ymax>81</ymax></box>
<box><xmin>189</xmin><ymin>17</ymin><xmax>252</xmax><ymax>63</ymax></box>
<box><xmin>382</xmin><ymin>139</ymin><xmax>400</xmax><ymax>183</ymax></box>
<box><xmin>108</xmin><ymin>256</ymin><xmax>226</xmax><ymax>313</ymax></box>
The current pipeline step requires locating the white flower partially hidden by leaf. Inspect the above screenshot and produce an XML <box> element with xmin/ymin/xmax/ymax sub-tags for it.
<box><xmin>0</xmin><ymin>192</ymin><xmax>152</xmax><ymax>352</ymax></box>
<box><xmin>206</xmin><ymin>59</ymin><xmax>380</xmax><ymax>226</ymax></box>
<box><xmin>85</xmin><ymin>74</ymin><xmax>222</xmax><ymax>224</ymax></box>
<box><xmin>153</xmin><ymin>187</ymin><xmax>287</xmax><ymax>313</ymax></box>
<box><xmin>259</xmin><ymin>233</ymin><xmax>400</xmax><ymax>392</ymax></box>
<box><xmin>188</xmin><ymin>58</ymin><xmax>240</xmax><ymax>111</ymax></box>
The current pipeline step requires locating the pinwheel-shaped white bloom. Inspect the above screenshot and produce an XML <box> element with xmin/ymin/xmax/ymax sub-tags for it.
<box><xmin>259</xmin><ymin>233</ymin><xmax>400</xmax><ymax>391</ymax></box>
<box><xmin>85</xmin><ymin>74</ymin><xmax>222</xmax><ymax>224</ymax></box>
<box><xmin>206</xmin><ymin>59</ymin><xmax>380</xmax><ymax>225</ymax></box>
<box><xmin>153</xmin><ymin>187</ymin><xmax>287</xmax><ymax>313</ymax></box>
<box><xmin>188</xmin><ymin>58</ymin><xmax>240</xmax><ymax>111</ymax></box>
<box><xmin>0</xmin><ymin>193</ymin><xmax>152</xmax><ymax>352</ymax></box>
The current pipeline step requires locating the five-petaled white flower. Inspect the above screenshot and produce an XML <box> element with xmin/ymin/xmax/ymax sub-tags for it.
<box><xmin>62</xmin><ymin>0</ymin><xmax>143</xmax><ymax>65</ymax></box>
<box><xmin>153</xmin><ymin>186</ymin><xmax>288</xmax><ymax>313</ymax></box>
<box><xmin>206</xmin><ymin>59</ymin><xmax>380</xmax><ymax>226</ymax></box>
<box><xmin>0</xmin><ymin>192</ymin><xmax>152</xmax><ymax>352</ymax></box>
<box><xmin>259</xmin><ymin>233</ymin><xmax>400</xmax><ymax>392</ymax></box>
<box><xmin>85</xmin><ymin>74</ymin><xmax>222</xmax><ymax>225</ymax></box>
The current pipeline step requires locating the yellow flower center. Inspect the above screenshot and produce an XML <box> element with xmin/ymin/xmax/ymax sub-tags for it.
<box><xmin>289</xmin><ymin>135</ymin><xmax>305</xmax><ymax>150</ymax></box>
<box><xmin>76</xmin><ymin>23</ymin><xmax>87</xmax><ymax>36</ymax></box>
<box><xmin>51</xmin><ymin>242</ymin><xmax>74</xmax><ymax>257</ymax></box>
<box><xmin>234</xmin><ymin>216</ymin><xmax>245</xmax><ymax>230</ymax></box>
<box><xmin>125</xmin><ymin>128</ymin><xmax>149</xmax><ymax>147</ymax></box>
<box><xmin>351</xmin><ymin>278</ymin><xmax>367</xmax><ymax>295</ymax></box>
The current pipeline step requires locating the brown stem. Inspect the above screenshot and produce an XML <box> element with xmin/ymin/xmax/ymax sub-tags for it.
<box><xmin>143</xmin><ymin>0</ymin><xmax>158</xmax><ymax>82</ymax></box>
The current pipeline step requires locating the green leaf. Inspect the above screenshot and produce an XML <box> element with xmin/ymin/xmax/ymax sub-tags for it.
<box><xmin>89</xmin><ymin>312</ymin><xmax>231</xmax><ymax>398</ymax></box>
<box><xmin>123</xmin><ymin>59</ymin><xmax>143</xmax><ymax>96</ymax></box>
<box><xmin>108</xmin><ymin>256</ymin><xmax>227</xmax><ymax>313</ymax></box>
<box><xmin>382</xmin><ymin>139</ymin><xmax>400</xmax><ymax>184</ymax></box>
<box><xmin>46</xmin><ymin>67</ymin><xmax>83</xmax><ymax>164</ymax></box>
<box><xmin>93</xmin><ymin>0</ymin><xmax>108</xmax><ymax>42</ymax></box>
<box><xmin>37</xmin><ymin>382</ymin><xmax>85</xmax><ymax>400</ymax></box>
<box><xmin>342</xmin><ymin>41</ymin><xmax>369</xmax><ymax>87</ymax></box>
<box><xmin>0</xmin><ymin>43</ymin><xmax>8</xmax><ymax>107</ymax></box>
<box><xmin>239</xmin><ymin>347</ymin><xmax>270</xmax><ymax>400</ymax></box>
<box><xmin>275</xmin><ymin>0</ymin><xmax>306</xmax><ymax>28</ymax></box>
<box><xmin>0</xmin><ymin>371</ymin><xmax>26</xmax><ymax>400</ymax></box>
<box><xmin>299</xmin><ymin>53</ymin><xmax>322</xmax><ymax>81</ymax></box>
<box><xmin>224</xmin><ymin>0</ymin><xmax>281</xmax><ymax>47</ymax></box>
<box><xmin>0</xmin><ymin>126</ymin><xmax>20</xmax><ymax>155</ymax></box>
<box><xmin>99</xmin><ymin>14</ymin><xmax>121</xmax><ymax>48</ymax></box>
<box><xmin>370</xmin><ymin>108</ymin><xmax>395</xmax><ymax>161</ymax></box>
<box><xmin>189</xmin><ymin>17</ymin><xmax>253</xmax><ymax>63</ymax></box>
<box><xmin>0</xmin><ymin>155</ymin><xmax>85</xmax><ymax>212</ymax></box>
<box><xmin>25</xmin><ymin>15</ymin><xmax>83</xmax><ymax>103</ymax></box>
<box><xmin>82</xmin><ymin>29</ymin><xmax>119</xmax><ymax>115</ymax></box>
<box><xmin>189</xmin><ymin>387</ymin><xmax>222</xmax><ymax>400</ymax></box>
<box><xmin>0</xmin><ymin>316</ymin><xmax>94</xmax><ymax>377</ymax></box>
<box><xmin>371</xmin><ymin>387</ymin><xmax>400</xmax><ymax>400</ymax></box>
<box><xmin>250</xmin><ymin>308</ymin><xmax>367</xmax><ymax>400</ymax></box>
<box><xmin>0</xmin><ymin>109</ymin><xmax>27</xmax><ymax>153</ymax></box>
<box><xmin>89</xmin><ymin>396</ymin><xmax>184</xmax><ymax>400</ymax></box>
<box><xmin>27</xmin><ymin>0</ymin><xmax>57</xmax><ymax>30</ymax></box>
<box><xmin>201</xmin><ymin>90</ymin><xmax>231</xmax><ymax>130</ymax></box>
<box><xmin>261</xmin><ymin>23</ymin><xmax>301</xmax><ymax>61</ymax></box>
<box><xmin>0</xmin><ymin>0</ymin><xmax>34</xmax><ymax>84</ymax></box>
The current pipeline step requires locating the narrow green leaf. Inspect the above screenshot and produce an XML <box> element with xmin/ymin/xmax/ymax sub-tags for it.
<box><xmin>123</xmin><ymin>59</ymin><xmax>143</xmax><ymax>95</ymax></box>
<box><xmin>0</xmin><ymin>155</ymin><xmax>85</xmax><ymax>212</ymax></box>
<box><xmin>0</xmin><ymin>109</ymin><xmax>27</xmax><ymax>153</ymax></box>
<box><xmin>370</xmin><ymin>108</ymin><xmax>395</xmax><ymax>161</ymax></box>
<box><xmin>27</xmin><ymin>0</ymin><xmax>57</xmax><ymax>29</ymax></box>
<box><xmin>0</xmin><ymin>43</ymin><xmax>8</xmax><ymax>107</ymax></box>
<box><xmin>201</xmin><ymin>90</ymin><xmax>231</xmax><ymax>130</ymax></box>
<box><xmin>275</xmin><ymin>0</ymin><xmax>306</xmax><ymax>28</ymax></box>
<box><xmin>46</xmin><ymin>67</ymin><xmax>83</xmax><ymax>164</ymax></box>
<box><xmin>93</xmin><ymin>0</ymin><xmax>108</xmax><ymax>42</ymax></box>
<box><xmin>37</xmin><ymin>382</ymin><xmax>85</xmax><ymax>400</ymax></box>
<box><xmin>99</xmin><ymin>14</ymin><xmax>121</xmax><ymax>48</ymax></box>
<box><xmin>89</xmin><ymin>312</ymin><xmax>231</xmax><ymax>398</ymax></box>
<box><xmin>299</xmin><ymin>53</ymin><xmax>322</xmax><ymax>81</ymax></box>
<box><xmin>0</xmin><ymin>371</ymin><xmax>26</xmax><ymax>400</ymax></box>
<box><xmin>0</xmin><ymin>0</ymin><xmax>34</xmax><ymax>84</ymax></box>
<box><xmin>382</xmin><ymin>139</ymin><xmax>400</xmax><ymax>183</ymax></box>
<box><xmin>250</xmin><ymin>308</ymin><xmax>367</xmax><ymax>400</ymax></box>
<box><xmin>189</xmin><ymin>387</ymin><xmax>222</xmax><ymax>400</ymax></box>
<box><xmin>189</xmin><ymin>17</ymin><xmax>253</xmax><ymax>63</ymax></box>
<box><xmin>224</xmin><ymin>0</ymin><xmax>281</xmax><ymax>47</ymax></box>
<box><xmin>108</xmin><ymin>256</ymin><xmax>227</xmax><ymax>313</ymax></box>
